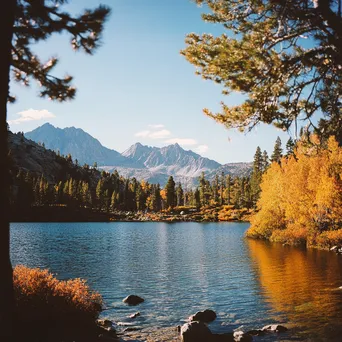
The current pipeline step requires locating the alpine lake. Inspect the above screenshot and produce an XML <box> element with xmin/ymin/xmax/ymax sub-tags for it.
<box><xmin>10</xmin><ymin>222</ymin><xmax>342</xmax><ymax>341</ymax></box>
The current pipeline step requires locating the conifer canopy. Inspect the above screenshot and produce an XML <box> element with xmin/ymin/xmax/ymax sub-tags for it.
<box><xmin>182</xmin><ymin>0</ymin><xmax>342</xmax><ymax>141</ymax></box>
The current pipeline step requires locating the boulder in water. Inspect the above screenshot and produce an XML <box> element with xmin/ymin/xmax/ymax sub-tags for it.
<box><xmin>262</xmin><ymin>324</ymin><xmax>288</xmax><ymax>333</ymax></box>
<box><xmin>129</xmin><ymin>312</ymin><xmax>140</xmax><ymax>319</ymax></box>
<box><xmin>123</xmin><ymin>295</ymin><xmax>144</xmax><ymax>305</ymax></box>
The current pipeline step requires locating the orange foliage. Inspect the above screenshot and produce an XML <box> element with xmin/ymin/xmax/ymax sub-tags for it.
<box><xmin>314</xmin><ymin>229</ymin><xmax>342</xmax><ymax>249</ymax></box>
<box><xmin>13</xmin><ymin>265</ymin><xmax>102</xmax><ymax>324</ymax></box>
<box><xmin>247</xmin><ymin>136</ymin><xmax>342</xmax><ymax>247</ymax></box>
<box><xmin>160</xmin><ymin>189</ymin><xmax>167</xmax><ymax>200</ymax></box>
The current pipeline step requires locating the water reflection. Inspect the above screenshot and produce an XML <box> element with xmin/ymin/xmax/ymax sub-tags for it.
<box><xmin>248</xmin><ymin>239</ymin><xmax>342</xmax><ymax>340</ymax></box>
<box><xmin>11</xmin><ymin>222</ymin><xmax>342</xmax><ymax>341</ymax></box>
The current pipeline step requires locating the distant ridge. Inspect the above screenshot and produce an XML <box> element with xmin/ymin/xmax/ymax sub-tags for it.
<box><xmin>25</xmin><ymin>123</ymin><xmax>252</xmax><ymax>186</ymax></box>
<box><xmin>25</xmin><ymin>123</ymin><xmax>136</xmax><ymax>167</ymax></box>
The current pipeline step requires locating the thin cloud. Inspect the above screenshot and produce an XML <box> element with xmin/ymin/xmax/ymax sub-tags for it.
<box><xmin>9</xmin><ymin>108</ymin><xmax>55</xmax><ymax>125</ymax></box>
<box><xmin>165</xmin><ymin>138</ymin><xmax>197</xmax><ymax>146</ymax></box>
<box><xmin>149</xmin><ymin>129</ymin><xmax>171</xmax><ymax>139</ymax></box>
<box><xmin>135</xmin><ymin>130</ymin><xmax>151</xmax><ymax>138</ymax></box>
<box><xmin>195</xmin><ymin>145</ymin><xmax>209</xmax><ymax>154</ymax></box>
<box><xmin>135</xmin><ymin>128</ymin><xmax>171</xmax><ymax>139</ymax></box>
<box><xmin>148</xmin><ymin>124</ymin><xmax>164</xmax><ymax>129</ymax></box>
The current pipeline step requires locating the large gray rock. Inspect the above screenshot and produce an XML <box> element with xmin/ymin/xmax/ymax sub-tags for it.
<box><xmin>123</xmin><ymin>295</ymin><xmax>144</xmax><ymax>305</ymax></box>
<box><xmin>262</xmin><ymin>324</ymin><xmax>288</xmax><ymax>333</ymax></box>
<box><xmin>189</xmin><ymin>309</ymin><xmax>217</xmax><ymax>323</ymax></box>
<box><xmin>181</xmin><ymin>321</ymin><xmax>212</xmax><ymax>342</ymax></box>
<box><xmin>233</xmin><ymin>331</ymin><xmax>253</xmax><ymax>341</ymax></box>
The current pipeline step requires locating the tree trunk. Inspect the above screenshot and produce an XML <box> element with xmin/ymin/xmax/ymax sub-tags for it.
<box><xmin>0</xmin><ymin>0</ymin><xmax>16</xmax><ymax>340</ymax></box>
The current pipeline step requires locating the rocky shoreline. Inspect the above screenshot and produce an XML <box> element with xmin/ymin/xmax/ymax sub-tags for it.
<box><xmin>109</xmin><ymin>207</ymin><xmax>252</xmax><ymax>223</ymax></box>
<box><xmin>11</xmin><ymin>205</ymin><xmax>252</xmax><ymax>223</ymax></box>
<box><xmin>97</xmin><ymin>296</ymin><xmax>289</xmax><ymax>342</ymax></box>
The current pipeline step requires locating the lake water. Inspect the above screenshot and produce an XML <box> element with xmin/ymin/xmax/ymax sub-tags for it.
<box><xmin>10</xmin><ymin>222</ymin><xmax>342</xmax><ymax>341</ymax></box>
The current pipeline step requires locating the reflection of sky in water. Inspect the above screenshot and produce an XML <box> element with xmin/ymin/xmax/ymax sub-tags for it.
<box><xmin>10</xmin><ymin>222</ymin><xmax>342</xmax><ymax>341</ymax></box>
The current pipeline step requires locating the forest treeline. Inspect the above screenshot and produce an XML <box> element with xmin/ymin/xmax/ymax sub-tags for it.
<box><xmin>9</xmin><ymin>134</ymin><xmax>289</xmax><ymax>216</ymax></box>
<box><xmin>14</xmin><ymin>131</ymin><xmax>342</xmax><ymax>249</ymax></box>
<box><xmin>246</xmin><ymin>136</ymin><xmax>342</xmax><ymax>248</ymax></box>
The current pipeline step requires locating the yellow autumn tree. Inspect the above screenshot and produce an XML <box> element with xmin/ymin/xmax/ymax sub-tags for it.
<box><xmin>247</xmin><ymin>162</ymin><xmax>286</xmax><ymax>239</ymax></box>
<box><xmin>246</xmin><ymin>136</ymin><xmax>342</xmax><ymax>248</ymax></box>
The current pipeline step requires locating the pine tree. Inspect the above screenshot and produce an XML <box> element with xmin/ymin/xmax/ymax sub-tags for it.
<box><xmin>286</xmin><ymin>138</ymin><xmax>296</xmax><ymax>157</ymax></box>
<box><xmin>165</xmin><ymin>176</ymin><xmax>176</xmax><ymax>209</ymax></box>
<box><xmin>220</xmin><ymin>171</ymin><xmax>225</xmax><ymax>205</ymax></box>
<box><xmin>154</xmin><ymin>184</ymin><xmax>162</xmax><ymax>212</ymax></box>
<box><xmin>262</xmin><ymin>150</ymin><xmax>269</xmax><ymax>172</ymax></box>
<box><xmin>212</xmin><ymin>174</ymin><xmax>219</xmax><ymax>204</ymax></box>
<box><xmin>199</xmin><ymin>172</ymin><xmax>206</xmax><ymax>207</ymax></box>
<box><xmin>136</xmin><ymin>184</ymin><xmax>146</xmax><ymax>211</ymax></box>
<box><xmin>96</xmin><ymin>179</ymin><xmax>104</xmax><ymax>210</ymax></box>
<box><xmin>39</xmin><ymin>175</ymin><xmax>49</xmax><ymax>205</ymax></box>
<box><xmin>250</xmin><ymin>146</ymin><xmax>263</xmax><ymax>205</ymax></box>
<box><xmin>175</xmin><ymin>182</ymin><xmax>184</xmax><ymax>207</ymax></box>
<box><xmin>231</xmin><ymin>177</ymin><xmax>242</xmax><ymax>208</ymax></box>
<box><xmin>194</xmin><ymin>188</ymin><xmax>201</xmax><ymax>209</ymax></box>
<box><xmin>243</xmin><ymin>178</ymin><xmax>252</xmax><ymax>208</ymax></box>
<box><xmin>271</xmin><ymin>137</ymin><xmax>283</xmax><ymax>164</ymax></box>
<box><xmin>199</xmin><ymin>172</ymin><xmax>211</xmax><ymax>206</ymax></box>
<box><xmin>63</xmin><ymin>180</ymin><xmax>69</xmax><ymax>204</ymax></box>
<box><xmin>110</xmin><ymin>191</ymin><xmax>119</xmax><ymax>211</ymax></box>
<box><xmin>225</xmin><ymin>175</ymin><xmax>232</xmax><ymax>205</ymax></box>
<box><xmin>103</xmin><ymin>189</ymin><xmax>110</xmax><ymax>212</ymax></box>
<box><xmin>148</xmin><ymin>184</ymin><xmax>162</xmax><ymax>212</ymax></box>
<box><xmin>68</xmin><ymin>178</ymin><xmax>76</xmax><ymax>203</ymax></box>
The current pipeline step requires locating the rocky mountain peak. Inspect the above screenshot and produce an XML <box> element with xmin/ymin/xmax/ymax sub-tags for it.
<box><xmin>24</xmin><ymin>123</ymin><xmax>252</xmax><ymax>187</ymax></box>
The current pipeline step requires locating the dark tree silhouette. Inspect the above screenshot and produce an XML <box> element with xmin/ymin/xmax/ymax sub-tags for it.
<box><xmin>0</xmin><ymin>0</ymin><xmax>110</xmax><ymax>338</ymax></box>
<box><xmin>0</xmin><ymin>2</ymin><xmax>16</xmax><ymax>339</ymax></box>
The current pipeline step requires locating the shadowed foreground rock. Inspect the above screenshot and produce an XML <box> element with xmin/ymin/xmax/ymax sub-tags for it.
<box><xmin>180</xmin><ymin>322</ymin><xmax>252</xmax><ymax>342</ymax></box>
<box><xmin>181</xmin><ymin>321</ymin><xmax>212</xmax><ymax>342</ymax></box>
<box><xmin>189</xmin><ymin>309</ymin><xmax>217</xmax><ymax>323</ymax></box>
<box><xmin>121</xmin><ymin>322</ymin><xmax>287</xmax><ymax>341</ymax></box>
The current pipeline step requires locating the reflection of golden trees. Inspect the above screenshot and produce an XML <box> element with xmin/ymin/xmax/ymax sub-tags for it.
<box><xmin>248</xmin><ymin>239</ymin><xmax>342</xmax><ymax>337</ymax></box>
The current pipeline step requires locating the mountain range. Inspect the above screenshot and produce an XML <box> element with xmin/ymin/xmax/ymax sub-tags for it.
<box><xmin>25</xmin><ymin>123</ymin><xmax>252</xmax><ymax>187</ymax></box>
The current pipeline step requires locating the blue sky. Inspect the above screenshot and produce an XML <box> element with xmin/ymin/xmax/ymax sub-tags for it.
<box><xmin>7</xmin><ymin>0</ymin><xmax>292</xmax><ymax>163</ymax></box>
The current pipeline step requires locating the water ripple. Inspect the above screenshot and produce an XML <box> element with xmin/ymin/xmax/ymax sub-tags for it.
<box><xmin>10</xmin><ymin>222</ymin><xmax>342</xmax><ymax>341</ymax></box>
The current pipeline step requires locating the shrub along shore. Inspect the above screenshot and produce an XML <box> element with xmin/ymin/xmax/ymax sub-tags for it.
<box><xmin>12</xmin><ymin>265</ymin><xmax>112</xmax><ymax>342</ymax></box>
